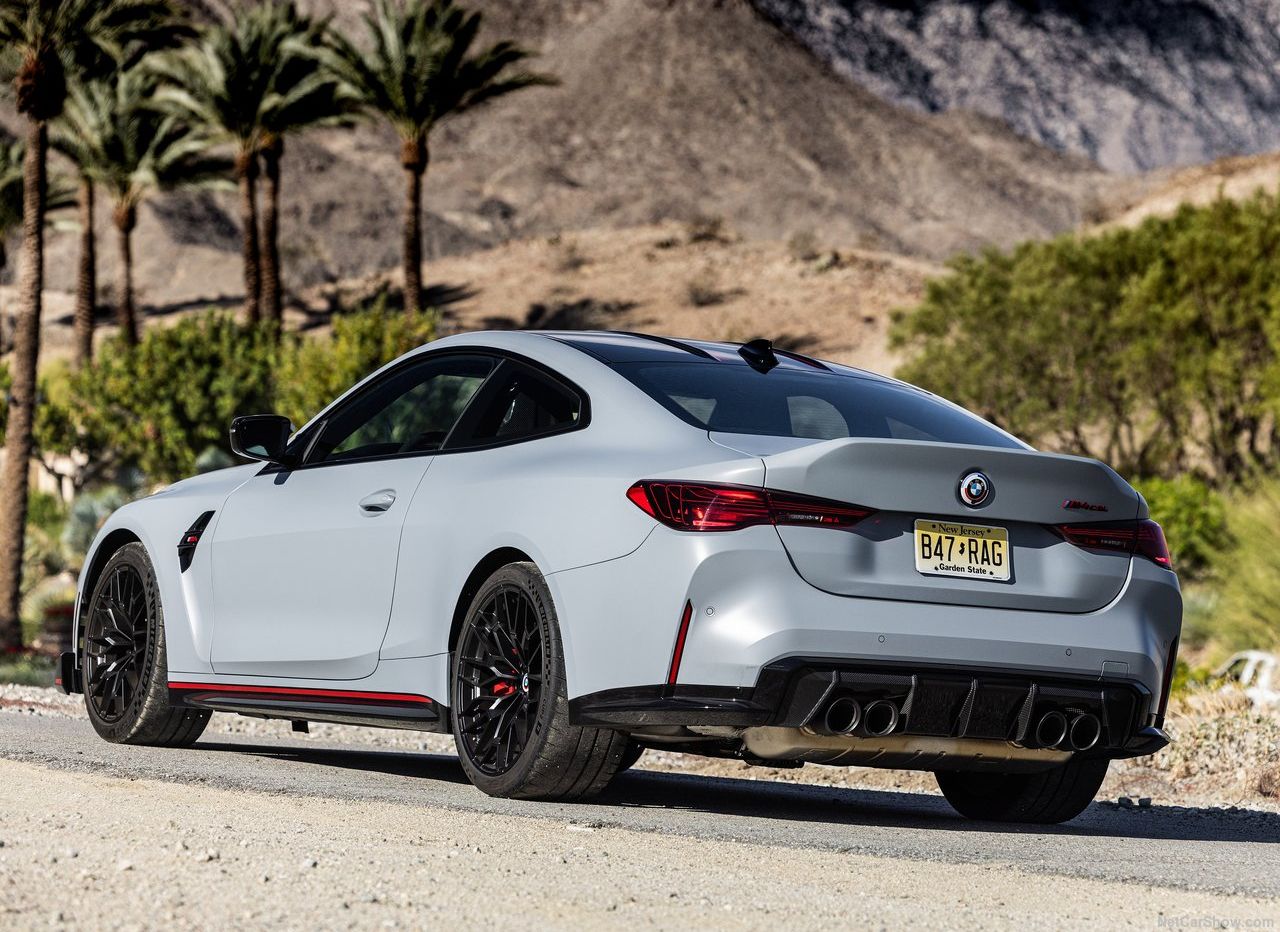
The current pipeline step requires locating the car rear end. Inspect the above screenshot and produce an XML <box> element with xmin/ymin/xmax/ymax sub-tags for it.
<box><xmin>554</xmin><ymin>335</ymin><xmax>1181</xmax><ymax>776</ymax></box>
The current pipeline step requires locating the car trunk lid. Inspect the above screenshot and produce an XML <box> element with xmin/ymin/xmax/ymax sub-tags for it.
<box><xmin>753</xmin><ymin>436</ymin><xmax>1143</xmax><ymax>614</ymax></box>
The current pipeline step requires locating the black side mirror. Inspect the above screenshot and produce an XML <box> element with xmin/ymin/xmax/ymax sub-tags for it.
<box><xmin>230</xmin><ymin>415</ymin><xmax>295</xmax><ymax>466</ymax></box>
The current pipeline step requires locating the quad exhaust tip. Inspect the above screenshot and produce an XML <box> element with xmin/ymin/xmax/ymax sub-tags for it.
<box><xmin>1034</xmin><ymin>710</ymin><xmax>1069</xmax><ymax>749</ymax></box>
<box><xmin>822</xmin><ymin>697</ymin><xmax>862</xmax><ymax>736</ymax></box>
<box><xmin>861</xmin><ymin>699</ymin><xmax>900</xmax><ymax>737</ymax></box>
<box><xmin>1033</xmin><ymin>710</ymin><xmax>1102</xmax><ymax>750</ymax></box>
<box><xmin>1068</xmin><ymin>712</ymin><xmax>1102</xmax><ymax>751</ymax></box>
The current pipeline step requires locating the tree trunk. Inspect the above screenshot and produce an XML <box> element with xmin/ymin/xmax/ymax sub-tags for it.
<box><xmin>114</xmin><ymin>203</ymin><xmax>138</xmax><ymax>346</ymax></box>
<box><xmin>73</xmin><ymin>174</ymin><xmax>96</xmax><ymax>367</ymax></box>
<box><xmin>259</xmin><ymin>137</ymin><xmax>283</xmax><ymax>329</ymax></box>
<box><xmin>237</xmin><ymin>150</ymin><xmax>261</xmax><ymax>326</ymax></box>
<box><xmin>0</xmin><ymin>121</ymin><xmax>47</xmax><ymax>653</ymax></box>
<box><xmin>401</xmin><ymin>136</ymin><xmax>428</xmax><ymax>316</ymax></box>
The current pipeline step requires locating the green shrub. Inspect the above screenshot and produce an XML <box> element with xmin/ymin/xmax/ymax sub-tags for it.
<box><xmin>891</xmin><ymin>190</ymin><xmax>1280</xmax><ymax>485</ymax></box>
<box><xmin>275</xmin><ymin>299</ymin><xmax>438</xmax><ymax>428</ymax></box>
<box><xmin>1201</xmin><ymin>480</ymin><xmax>1280</xmax><ymax>653</ymax></box>
<box><xmin>60</xmin><ymin>314</ymin><xmax>280</xmax><ymax>483</ymax></box>
<box><xmin>1131</xmin><ymin>476</ymin><xmax>1228</xmax><ymax>580</ymax></box>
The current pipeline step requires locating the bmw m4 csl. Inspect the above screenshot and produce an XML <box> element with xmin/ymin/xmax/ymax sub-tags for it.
<box><xmin>58</xmin><ymin>331</ymin><xmax>1181</xmax><ymax>823</ymax></box>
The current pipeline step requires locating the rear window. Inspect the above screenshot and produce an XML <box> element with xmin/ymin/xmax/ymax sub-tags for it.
<box><xmin>617</xmin><ymin>363</ymin><xmax>1022</xmax><ymax>448</ymax></box>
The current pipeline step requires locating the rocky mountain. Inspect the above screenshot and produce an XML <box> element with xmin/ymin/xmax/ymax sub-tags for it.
<box><xmin>0</xmin><ymin>0</ymin><xmax>1111</xmax><ymax>314</ymax></box>
<box><xmin>749</xmin><ymin>0</ymin><xmax>1280</xmax><ymax>173</ymax></box>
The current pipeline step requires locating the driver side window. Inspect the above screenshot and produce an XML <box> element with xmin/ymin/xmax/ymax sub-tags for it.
<box><xmin>306</xmin><ymin>355</ymin><xmax>494</xmax><ymax>465</ymax></box>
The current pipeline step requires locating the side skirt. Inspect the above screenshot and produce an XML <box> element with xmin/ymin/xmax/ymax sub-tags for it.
<box><xmin>168</xmin><ymin>682</ymin><xmax>451</xmax><ymax>734</ymax></box>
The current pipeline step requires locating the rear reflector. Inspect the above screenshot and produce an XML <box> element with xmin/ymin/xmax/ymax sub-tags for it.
<box><xmin>667</xmin><ymin>600</ymin><xmax>694</xmax><ymax>685</ymax></box>
<box><xmin>627</xmin><ymin>481</ymin><xmax>873</xmax><ymax>532</ymax></box>
<box><xmin>1055</xmin><ymin>518</ymin><xmax>1172</xmax><ymax>569</ymax></box>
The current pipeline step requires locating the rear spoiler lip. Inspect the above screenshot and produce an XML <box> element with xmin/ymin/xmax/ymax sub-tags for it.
<box><xmin>747</xmin><ymin>436</ymin><xmax>1144</xmax><ymax>525</ymax></box>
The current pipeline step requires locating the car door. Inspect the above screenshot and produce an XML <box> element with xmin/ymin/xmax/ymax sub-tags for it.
<box><xmin>209</xmin><ymin>352</ymin><xmax>496</xmax><ymax>680</ymax></box>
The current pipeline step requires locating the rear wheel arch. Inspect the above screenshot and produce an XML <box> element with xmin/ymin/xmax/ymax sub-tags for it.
<box><xmin>448</xmin><ymin>547</ymin><xmax>537</xmax><ymax>659</ymax></box>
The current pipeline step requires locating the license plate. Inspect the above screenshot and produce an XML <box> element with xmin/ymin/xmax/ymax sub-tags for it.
<box><xmin>914</xmin><ymin>519</ymin><xmax>1010</xmax><ymax>581</ymax></box>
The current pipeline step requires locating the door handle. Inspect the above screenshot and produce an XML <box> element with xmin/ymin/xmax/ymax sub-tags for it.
<box><xmin>358</xmin><ymin>489</ymin><xmax>397</xmax><ymax>514</ymax></box>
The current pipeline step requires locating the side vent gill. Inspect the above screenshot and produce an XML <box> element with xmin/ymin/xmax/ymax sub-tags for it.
<box><xmin>177</xmin><ymin>511</ymin><xmax>215</xmax><ymax>572</ymax></box>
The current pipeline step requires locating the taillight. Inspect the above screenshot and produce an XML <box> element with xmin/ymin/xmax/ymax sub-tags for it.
<box><xmin>627</xmin><ymin>481</ymin><xmax>873</xmax><ymax>532</ymax></box>
<box><xmin>1055</xmin><ymin>518</ymin><xmax>1172</xmax><ymax>569</ymax></box>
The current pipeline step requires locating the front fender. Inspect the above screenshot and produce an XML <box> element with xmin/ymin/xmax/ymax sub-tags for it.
<box><xmin>74</xmin><ymin>465</ymin><xmax>259</xmax><ymax>674</ymax></box>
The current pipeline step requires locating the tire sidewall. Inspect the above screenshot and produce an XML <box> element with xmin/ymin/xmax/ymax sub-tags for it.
<box><xmin>452</xmin><ymin>563</ymin><xmax>564</xmax><ymax>795</ymax></box>
<box><xmin>83</xmin><ymin>543</ymin><xmax>167</xmax><ymax>743</ymax></box>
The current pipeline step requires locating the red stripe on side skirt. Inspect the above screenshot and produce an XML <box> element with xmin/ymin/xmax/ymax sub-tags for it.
<box><xmin>666</xmin><ymin>601</ymin><xmax>694</xmax><ymax>685</ymax></box>
<box><xmin>168</xmin><ymin>682</ymin><xmax>434</xmax><ymax>705</ymax></box>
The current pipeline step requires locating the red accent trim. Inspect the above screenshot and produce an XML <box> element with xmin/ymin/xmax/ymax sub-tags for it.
<box><xmin>666</xmin><ymin>601</ymin><xmax>694</xmax><ymax>686</ymax></box>
<box><xmin>168</xmin><ymin>682</ymin><xmax>434</xmax><ymax>705</ymax></box>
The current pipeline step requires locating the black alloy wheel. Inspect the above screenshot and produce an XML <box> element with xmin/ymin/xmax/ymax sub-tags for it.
<box><xmin>82</xmin><ymin>542</ymin><xmax>209</xmax><ymax>746</ymax></box>
<box><xmin>451</xmin><ymin>562</ymin><xmax>628</xmax><ymax>800</ymax></box>
<box><xmin>455</xmin><ymin>583</ymin><xmax>545</xmax><ymax>775</ymax></box>
<box><xmin>85</xmin><ymin>561</ymin><xmax>152</xmax><ymax>723</ymax></box>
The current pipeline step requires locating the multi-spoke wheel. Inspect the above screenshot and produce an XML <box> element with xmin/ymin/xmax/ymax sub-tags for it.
<box><xmin>455</xmin><ymin>583</ymin><xmax>545</xmax><ymax>775</ymax></box>
<box><xmin>451</xmin><ymin>562</ymin><xmax>629</xmax><ymax>800</ymax></box>
<box><xmin>82</xmin><ymin>543</ymin><xmax>209</xmax><ymax>746</ymax></box>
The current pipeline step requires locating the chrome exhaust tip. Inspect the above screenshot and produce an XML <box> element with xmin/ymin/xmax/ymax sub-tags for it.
<box><xmin>862</xmin><ymin>699</ymin><xmax>900</xmax><ymax>737</ymax></box>
<box><xmin>1034</xmin><ymin>710</ymin><xmax>1069</xmax><ymax>749</ymax></box>
<box><xmin>822</xmin><ymin>697</ymin><xmax>862</xmax><ymax>736</ymax></box>
<box><xmin>1068</xmin><ymin>712</ymin><xmax>1102</xmax><ymax>751</ymax></box>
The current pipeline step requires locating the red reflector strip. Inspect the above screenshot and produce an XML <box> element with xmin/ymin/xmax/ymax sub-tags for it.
<box><xmin>667</xmin><ymin>601</ymin><xmax>694</xmax><ymax>686</ymax></box>
<box><xmin>168</xmin><ymin>682</ymin><xmax>434</xmax><ymax>705</ymax></box>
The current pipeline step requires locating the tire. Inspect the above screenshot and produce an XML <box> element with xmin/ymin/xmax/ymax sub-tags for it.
<box><xmin>452</xmin><ymin>562</ymin><xmax>628</xmax><ymax>800</ymax></box>
<box><xmin>82</xmin><ymin>542</ymin><xmax>210</xmax><ymax>746</ymax></box>
<box><xmin>935</xmin><ymin>758</ymin><xmax>1109</xmax><ymax>824</ymax></box>
<box><xmin>618</xmin><ymin>739</ymin><xmax>646</xmax><ymax>773</ymax></box>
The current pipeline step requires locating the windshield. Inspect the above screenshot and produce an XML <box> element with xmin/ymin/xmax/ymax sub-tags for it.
<box><xmin>617</xmin><ymin>363</ymin><xmax>1023</xmax><ymax>448</ymax></box>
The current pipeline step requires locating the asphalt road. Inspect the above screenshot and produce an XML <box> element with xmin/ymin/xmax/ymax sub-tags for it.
<box><xmin>3</xmin><ymin>713</ymin><xmax>1278</xmax><ymax>907</ymax></box>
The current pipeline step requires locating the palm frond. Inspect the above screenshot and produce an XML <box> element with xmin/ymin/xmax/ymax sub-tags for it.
<box><xmin>325</xmin><ymin>0</ymin><xmax>557</xmax><ymax>140</ymax></box>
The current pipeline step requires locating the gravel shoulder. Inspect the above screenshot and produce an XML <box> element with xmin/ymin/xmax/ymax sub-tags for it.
<box><xmin>2</xmin><ymin>687</ymin><xmax>1279</xmax><ymax>929</ymax></box>
<box><xmin>2</xmin><ymin>757</ymin><xmax>1277</xmax><ymax>932</ymax></box>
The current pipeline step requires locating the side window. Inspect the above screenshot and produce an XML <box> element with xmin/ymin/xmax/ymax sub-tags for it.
<box><xmin>465</xmin><ymin>365</ymin><xmax>582</xmax><ymax>443</ymax></box>
<box><xmin>307</xmin><ymin>355</ymin><xmax>494</xmax><ymax>465</ymax></box>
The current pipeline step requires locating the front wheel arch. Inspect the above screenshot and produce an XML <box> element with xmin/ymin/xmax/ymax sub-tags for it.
<box><xmin>77</xmin><ymin>528</ymin><xmax>142</xmax><ymax>652</ymax></box>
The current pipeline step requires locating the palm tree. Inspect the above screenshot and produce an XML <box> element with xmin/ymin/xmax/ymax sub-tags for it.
<box><xmin>326</xmin><ymin>0</ymin><xmax>556</xmax><ymax>315</ymax></box>
<box><xmin>49</xmin><ymin>119</ymin><xmax>103</xmax><ymax>367</ymax></box>
<box><xmin>56</xmin><ymin>69</ymin><xmax>230</xmax><ymax>345</ymax></box>
<box><xmin>256</xmin><ymin>5</ymin><xmax>350</xmax><ymax>325</ymax></box>
<box><xmin>0</xmin><ymin>138</ymin><xmax>74</xmax><ymax>351</ymax></box>
<box><xmin>0</xmin><ymin>0</ymin><xmax>183</xmax><ymax>652</ymax></box>
<box><xmin>153</xmin><ymin>1</ymin><xmax>348</xmax><ymax>327</ymax></box>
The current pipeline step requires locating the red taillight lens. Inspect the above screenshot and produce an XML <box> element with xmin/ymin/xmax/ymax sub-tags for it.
<box><xmin>1055</xmin><ymin>518</ymin><xmax>1172</xmax><ymax>569</ymax></box>
<box><xmin>627</xmin><ymin>481</ymin><xmax>873</xmax><ymax>532</ymax></box>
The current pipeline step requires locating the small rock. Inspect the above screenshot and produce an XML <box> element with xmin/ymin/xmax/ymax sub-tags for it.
<box><xmin>1118</xmin><ymin>796</ymin><xmax>1135</xmax><ymax>808</ymax></box>
<box><xmin>116</xmin><ymin>860</ymin><xmax>133</xmax><ymax>872</ymax></box>
<box><xmin>302</xmin><ymin>858</ymin><xmax>318</xmax><ymax>869</ymax></box>
<box><xmin>1138</xmin><ymin>797</ymin><xmax>1152</xmax><ymax>808</ymax></box>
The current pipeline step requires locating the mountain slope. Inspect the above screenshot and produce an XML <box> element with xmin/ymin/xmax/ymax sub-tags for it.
<box><xmin>0</xmin><ymin>0</ymin><xmax>1110</xmax><ymax>313</ymax></box>
<box><xmin>751</xmin><ymin>0</ymin><xmax>1280</xmax><ymax>173</ymax></box>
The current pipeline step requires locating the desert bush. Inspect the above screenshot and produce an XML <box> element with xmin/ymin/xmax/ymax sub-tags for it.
<box><xmin>275</xmin><ymin>299</ymin><xmax>438</xmax><ymax>427</ymax></box>
<box><xmin>685</xmin><ymin>270</ymin><xmax>726</xmax><ymax>307</ymax></box>
<box><xmin>686</xmin><ymin>214</ymin><xmax>729</xmax><ymax>244</ymax></box>
<box><xmin>787</xmin><ymin>229</ymin><xmax>820</xmax><ymax>262</ymax></box>
<box><xmin>891</xmin><ymin>190</ymin><xmax>1280</xmax><ymax>484</ymax></box>
<box><xmin>1131</xmin><ymin>476</ymin><xmax>1228</xmax><ymax>581</ymax></box>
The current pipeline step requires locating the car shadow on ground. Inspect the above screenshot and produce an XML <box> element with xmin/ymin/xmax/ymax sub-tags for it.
<box><xmin>192</xmin><ymin>739</ymin><xmax>1280</xmax><ymax>845</ymax></box>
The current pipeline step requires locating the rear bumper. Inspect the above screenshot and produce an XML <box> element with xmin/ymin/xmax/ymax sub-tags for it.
<box><xmin>569</xmin><ymin>658</ymin><xmax>1168</xmax><ymax>760</ymax></box>
<box><xmin>551</xmin><ymin>524</ymin><xmax>1182</xmax><ymax>756</ymax></box>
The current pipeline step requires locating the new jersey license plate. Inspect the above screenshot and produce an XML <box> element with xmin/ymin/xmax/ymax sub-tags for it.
<box><xmin>914</xmin><ymin>519</ymin><xmax>1011</xmax><ymax>581</ymax></box>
